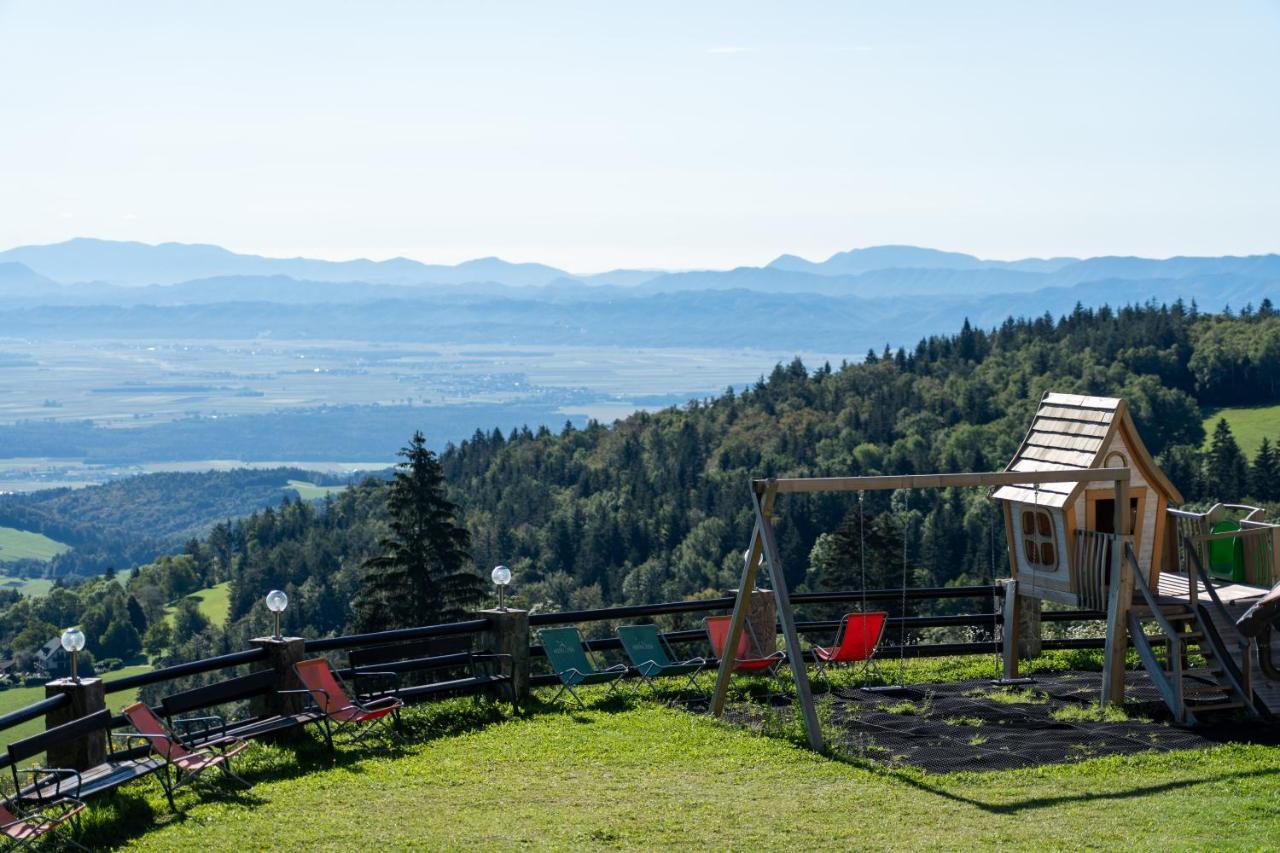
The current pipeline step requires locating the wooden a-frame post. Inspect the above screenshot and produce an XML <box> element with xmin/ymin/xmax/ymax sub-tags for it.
<box><xmin>709</xmin><ymin>479</ymin><xmax>824</xmax><ymax>751</ymax></box>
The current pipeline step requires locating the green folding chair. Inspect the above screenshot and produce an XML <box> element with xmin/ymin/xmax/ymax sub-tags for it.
<box><xmin>617</xmin><ymin>624</ymin><xmax>708</xmax><ymax>698</ymax></box>
<box><xmin>539</xmin><ymin>627</ymin><xmax>628</xmax><ymax>708</ymax></box>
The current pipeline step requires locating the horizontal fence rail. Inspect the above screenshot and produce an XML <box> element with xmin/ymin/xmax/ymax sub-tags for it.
<box><xmin>103</xmin><ymin>647</ymin><xmax>269</xmax><ymax>694</ymax></box>
<box><xmin>305</xmin><ymin>619</ymin><xmax>489</xmax><ymax>652</ymax></box>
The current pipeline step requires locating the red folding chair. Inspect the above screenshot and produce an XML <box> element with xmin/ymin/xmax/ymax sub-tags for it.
<box><xmin>704</xmin><ymin>615</ymin><xmax>787</xmax><ymax>690</ymax></box>
<box><xmin>0</xmin><ymin>797</ymin><xmax>85</xmax><ymax>851</ymax></box>
<box><xmin>288</xmin><ymin>658</ymin><xmax>405</xmax><ymax>751</ymax></box>
<box><xmin>119</xmin><ymin>702</ymin><xmax>251</xmax><ymax>811</ymax></box>
<box><xmin>810</xmin><ymin>611</ymin><xmax>887</xmax><ymax>679</ymax></box>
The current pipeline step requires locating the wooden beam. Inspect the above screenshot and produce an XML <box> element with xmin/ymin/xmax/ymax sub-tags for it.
<box><xmin>709</xmin><ymin>484</ymin><xmax>774</xmax><ymax>717</ymax></box>
<box><xmin>1102</xmin><ymin>477</ymin><xmax>1132</xmax><ymax>706</ymax></box>
<box><xmin>1001</xmin><ymin>578</ymin><xmax>1020</xmax><ymax>680</ymax></box>
<box><xmin>757</xmin><ymin>468</ymin><xmax>1130</xmax><ymax>494</ymax></box>
<box><xmin>752</xmin><ymin>479</ymin><xmax>824</xmax><ymax>752</ymax></box>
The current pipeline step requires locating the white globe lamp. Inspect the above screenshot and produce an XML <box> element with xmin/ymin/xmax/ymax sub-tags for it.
<box><xmin>265</xmin><ymin>589</ymin><xmax>289</xmax><ymax>639</ymax></box>
<box><xmin>61</xmin><ymin>627</ymin><xmax>86</xmax><ymax>681</ymax></box>
<box><xmin>491</xmin><ymin>565</ymin><xmax>512</xmax><ymax>611</ymax></box>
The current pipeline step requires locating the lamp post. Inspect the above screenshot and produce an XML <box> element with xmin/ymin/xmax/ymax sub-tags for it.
<box><xmin>265</xmin><ymin>589</ymin><xmax>289</xmax><ymax>640</ymax></box>
<box><xmin>491</xmin><ymin>565</ymin><xmax>512</xmax><ymax>612</ymax></box>
<box><xmin>60</xmin><ymin>628</ymin><xmax>85</xmax><ymax>682</ymax></box>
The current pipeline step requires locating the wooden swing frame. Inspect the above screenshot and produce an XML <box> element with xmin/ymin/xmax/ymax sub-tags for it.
<box><xmin>709</xmin><ymin>468</ymin><xmax>1133</xmax><ymax>752</ymax></box>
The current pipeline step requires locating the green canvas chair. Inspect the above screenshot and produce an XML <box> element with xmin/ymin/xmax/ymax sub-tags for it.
<box><xmin>539</xmin><ymin>627</ymin><xmax>628</xmax><ymax>708</ymax></box>
<box><xmin>617</xmin><ymin>624</ymin><xmax>708</xmax><ymax>698</ymax></box>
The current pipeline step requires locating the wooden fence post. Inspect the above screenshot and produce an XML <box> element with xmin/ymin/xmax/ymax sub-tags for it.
<box><xmin>481</xmin><ymin>609</ymin><xmax>530</xmax><ymax>703</ymax></box>
<box><xmin>250</xmin><ymin>635</ymin><xmax>306</xmax><ymax>736</ymax></box>
<box><xmin>44</xmin><ymin>677</ymin><xmax>106</xmax><ymax>770</ymax></box>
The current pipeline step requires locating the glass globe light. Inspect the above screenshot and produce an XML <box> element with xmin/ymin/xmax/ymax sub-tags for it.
<box><xmin>265</xmin><ymin>589</ymin><xmax>288</xmax><ymax>639</ymax></box>
<box><xmin>265</xmin><ymin>589</ymin><xmax>289</xmax><ymax>613</ymax></box>
<box><xmin>61</xmin><ymin>627</ymin><xmax>85</xmax><ymax>652</ymax></box>
<box><xmin>491</xmin><ymin>565</ymin><xmax>512</xmax><ymax>611</ymax></box>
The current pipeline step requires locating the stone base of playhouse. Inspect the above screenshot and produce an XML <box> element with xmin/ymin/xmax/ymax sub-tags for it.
<box><xmin>720</xmin><ymin>671</ymin><xmax>1280</xmax><ymax>774</ymax></box>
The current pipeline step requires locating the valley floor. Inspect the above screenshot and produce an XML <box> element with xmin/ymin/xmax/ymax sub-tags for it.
<box><xmin>84</xmin><ymin>691</ymin><xmax>1280</xmax><ymax>851</ymax></box>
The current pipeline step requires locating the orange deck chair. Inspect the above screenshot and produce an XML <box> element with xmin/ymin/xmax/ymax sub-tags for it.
<box><xmin>119</xmin><ymin>702</ymin><xmax>251</xmax><ymax>810</ymax></box>
<box><xmin>0</xmin><ymin>796</ymin><xmax>85</xmax><ymax>851</ymax></box>
<box><xmin>704</xmin><ymin>615</ymin><xmax>787</xmax><ymax>689</ymax></box>
<box><xmin>810</xmin><ymin>611</ymin><xmax>887</xmax><ymax>678</ymax></box>
<box><xmin>288</xmin><ymin>658</ymin><xmax>405</xmax><ymax>751</ymax></box>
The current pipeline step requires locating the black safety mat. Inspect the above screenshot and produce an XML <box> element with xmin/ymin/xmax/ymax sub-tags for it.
<box><xmin>721</xmin><ymin>671</ymin><xmax>1280</xmax><ymax>773</ymax></box>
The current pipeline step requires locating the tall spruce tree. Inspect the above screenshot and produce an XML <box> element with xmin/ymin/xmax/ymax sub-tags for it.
<box><xmin>1204</xmin><ymin>418</ymin><xmax>1248</xmax><ymax>501</ymax></box>
<box><xmin>1250</xmin><ymin>437</ymin><xmax>1280</xmax><ymax>501</ymax></box>
<box><xmin>353</xmin><ymin>431</ymin><xmax>480</xmax><ymax>631</ymax></box>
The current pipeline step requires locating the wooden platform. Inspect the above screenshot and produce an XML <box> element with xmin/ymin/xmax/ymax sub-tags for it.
<box><xmin>1154</xmin><ymin>572</ymin><xmax>1268</xmax><ymax>605</ymax></box>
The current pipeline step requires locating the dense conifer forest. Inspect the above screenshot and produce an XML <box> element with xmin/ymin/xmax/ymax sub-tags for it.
<box><xmin>5</xmin><ymin>301</ymin><xmax>1280</xmax><ymax>674</ymax></box>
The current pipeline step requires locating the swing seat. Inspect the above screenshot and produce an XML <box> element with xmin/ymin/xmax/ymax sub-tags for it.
<box><xmin>811</xmin><ymin>611</ymin><xmax>887</xmax><ymax>675</ymax></box>
<box><xmin>704</xmin><ymin>616</ymin><xmax>786</xmax><ymax>676</ymax></box>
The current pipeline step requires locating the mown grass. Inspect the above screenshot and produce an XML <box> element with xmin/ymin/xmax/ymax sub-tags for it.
<box><xmin>165</xmin><ymin>581</ymin><xmax>232</xmax><ymax>628</ymax></box>
<box><xmin>80</xmin><ymin>686</ymin><xmax>1280</xmax><ymax>852</ymax></box>
<box><xmin>1203</xmin><ymin>403</ymin><xmax>1280</xmax><ymax>458</ymax></box>
<box><xmin>0</xmin><ymin>525</ymin><xmax>69</xmax><ymax>564</ymax></box>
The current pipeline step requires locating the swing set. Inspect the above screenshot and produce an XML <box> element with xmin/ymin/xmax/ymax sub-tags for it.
<box><xmin>709</xmin><ymin>466</ymin><xmax>1134</xmax><ymax>752</ymax></box>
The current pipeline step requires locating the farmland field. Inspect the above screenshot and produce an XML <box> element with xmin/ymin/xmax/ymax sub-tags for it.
<box><xmin>0</xmin><ymin>525</ymin><xmax>70</xmax><ymax>563</ymax></box>
<box><xmin>1203</xmin><ymin>403</ymin><xmax>1280</xmax><ymax>458</ymax></box>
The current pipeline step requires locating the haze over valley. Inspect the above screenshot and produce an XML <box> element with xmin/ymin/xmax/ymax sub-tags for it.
<box><xmin>0</xmin><ymin>237</ymin><xmax>1275</xmax><ymax>490</ymax></box>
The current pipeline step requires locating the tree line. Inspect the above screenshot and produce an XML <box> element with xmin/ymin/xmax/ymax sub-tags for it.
<box><xmin>2</xmin><ymin>300</ymin><xmax>1279</xmax><ymax>679</ymax></box>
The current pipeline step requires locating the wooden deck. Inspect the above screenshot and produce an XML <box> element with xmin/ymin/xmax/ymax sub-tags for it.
<box><xmin>1154</xmin><ymin>571</ymin><xmax>1268</xmax><ymax>605</ymax></box>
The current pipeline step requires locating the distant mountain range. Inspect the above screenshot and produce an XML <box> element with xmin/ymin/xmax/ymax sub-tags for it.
<box><xmin>1</xmin><ymin>238</ymin><xmax>1278</xmax><ymax>306</ymax></box>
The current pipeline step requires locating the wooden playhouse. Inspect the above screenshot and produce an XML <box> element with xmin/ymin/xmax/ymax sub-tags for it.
<box><xmin>990</xmin><ymin>392</ymin><xmax>1183</xmax><ymax>611</ymax></box>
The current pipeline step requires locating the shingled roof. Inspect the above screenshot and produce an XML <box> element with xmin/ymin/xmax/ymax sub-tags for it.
<box><xmin>990</xmin><ymin>391</ymin><xmax>1182</xmax><ymax>508</ymax></box>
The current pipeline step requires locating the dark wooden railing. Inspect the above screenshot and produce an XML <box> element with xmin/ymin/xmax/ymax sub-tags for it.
<box><xmin>0</xmin><ymin>585</ymin><xmax>1111</xmax><ymax>754</ymax></box>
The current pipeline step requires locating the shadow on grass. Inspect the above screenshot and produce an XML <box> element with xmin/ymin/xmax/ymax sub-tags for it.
<box><xmin>884</xmin><ymin>763</ymin><xmax>1280</xmax><ymax>815</ymax></box>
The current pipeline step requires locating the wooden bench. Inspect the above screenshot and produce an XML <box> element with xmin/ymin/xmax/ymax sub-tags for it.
<box><xmin>346</xmin><ymin>635</ymin><xmax>514</xmax><ymax>707</ymax></box>
<box><xmin>161</xmin><ymin>669</ymin><xmax>323</xmax><ymax>744</ymax></box>
<box><xmin>6</xmin><ymin>709</ymin><xmax>161</xmax><ymax>805</ymax></box>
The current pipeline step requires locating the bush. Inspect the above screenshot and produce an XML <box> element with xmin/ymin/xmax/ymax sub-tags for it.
<box><xmin>97</xmin><ymin>657</ymin><xmax>123</xmax><ymax>672</ymax></box>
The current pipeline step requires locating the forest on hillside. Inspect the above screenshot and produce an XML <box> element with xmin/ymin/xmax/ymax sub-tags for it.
<box><xmin>4</xmin><ymin>301</ymin><xmax>1280</xmax><ymax>677</ymax></box>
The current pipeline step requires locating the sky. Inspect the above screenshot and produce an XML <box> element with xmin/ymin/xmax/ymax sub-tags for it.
<box><xmin>1</xmin><ymin>1</ymin><xmax>1277</xmax><ymax>272</ymax></box>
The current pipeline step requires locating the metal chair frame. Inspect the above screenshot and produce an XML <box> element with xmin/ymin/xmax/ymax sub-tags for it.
<box><xmin>283</xmin><ymin>660</ymin><xmax>407</xmax><ymax>751</ymax></box>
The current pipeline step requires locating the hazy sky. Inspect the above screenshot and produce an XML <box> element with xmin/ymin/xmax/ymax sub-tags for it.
<box><xmin>1</xmin><ymin>2</ymin><xmax>1277</xmax><ymax>271</ymax></box>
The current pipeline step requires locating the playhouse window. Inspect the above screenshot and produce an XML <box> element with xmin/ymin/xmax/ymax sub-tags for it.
<box><xmin>1020</xmin><ymin>509</ymin><xmax>1057</xmax><ymax>569</ymax></box>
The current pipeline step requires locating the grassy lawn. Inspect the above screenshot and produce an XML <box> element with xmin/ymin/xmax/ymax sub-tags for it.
<box><xmin>0</xmin><ymin>525</ymin><xmax>69</xmax><ymax>564</ymax></box>
<box><xmin>84</xmin><ymin>690</ymin><xmax>1280</xmax><ymax>851</ymax></box>
<box><xmin>0</xmin><ymin>573</ymin><xmax>54</xmax><ymax>598</ymax></box>
<box><xmin>1203</xmin><ymin>403</ymin><xmax>1280</xmax><ymax>458</ymax></box>
<box><xmin>164</xmin><ymin>581</ymin><xmax>232</xmax><ymax>627</ymax></box>
<box><xmin>286</xmin><ymin>479</ymin><xmax>348</xmax><ymax>501</ymax></box>
<box><xmin>0</xmin><ymin>663</ymin><xmax>151</xmax><ymax>748</ymax></box>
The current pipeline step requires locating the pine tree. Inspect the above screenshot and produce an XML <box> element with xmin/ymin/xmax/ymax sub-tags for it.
<box><xmin>1204</xmin><ymin>418</ymin><xmax>1248</xmax><ymax>500</ymax></box>
<box><xmin>353</xmin><ymin>431</ymin><xmax>480</xmax><ymax>631</ymax></box>
<box><xmin>1250</xmin><ymin>437</ymin><xmax>1280</xmax><ymax>501</ymax></box>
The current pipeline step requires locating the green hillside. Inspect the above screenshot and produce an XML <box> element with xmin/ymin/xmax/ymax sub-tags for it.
<box><xmin>287</xmin><ymin>479</ymin><xmax>348</xmax><ymax>500</ymax></box>
<box><xmin>0</xmin><ymin>574</ymin><xmax>54</xmax><ymax>597</ymax></box>
<box><xmin>1202</xmin><ymin>403</ymin><xmax>1280</xmax><ymax>458</ymax></box>
<box><xmin>164</xmin><ymin>580</ymin><xmax>232</xmax><ymax>627</ymax></box>
<box><xmin>0</xmin><ymin>525</ymin><xmax>69</xmax><ymax>563</ymax></box>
